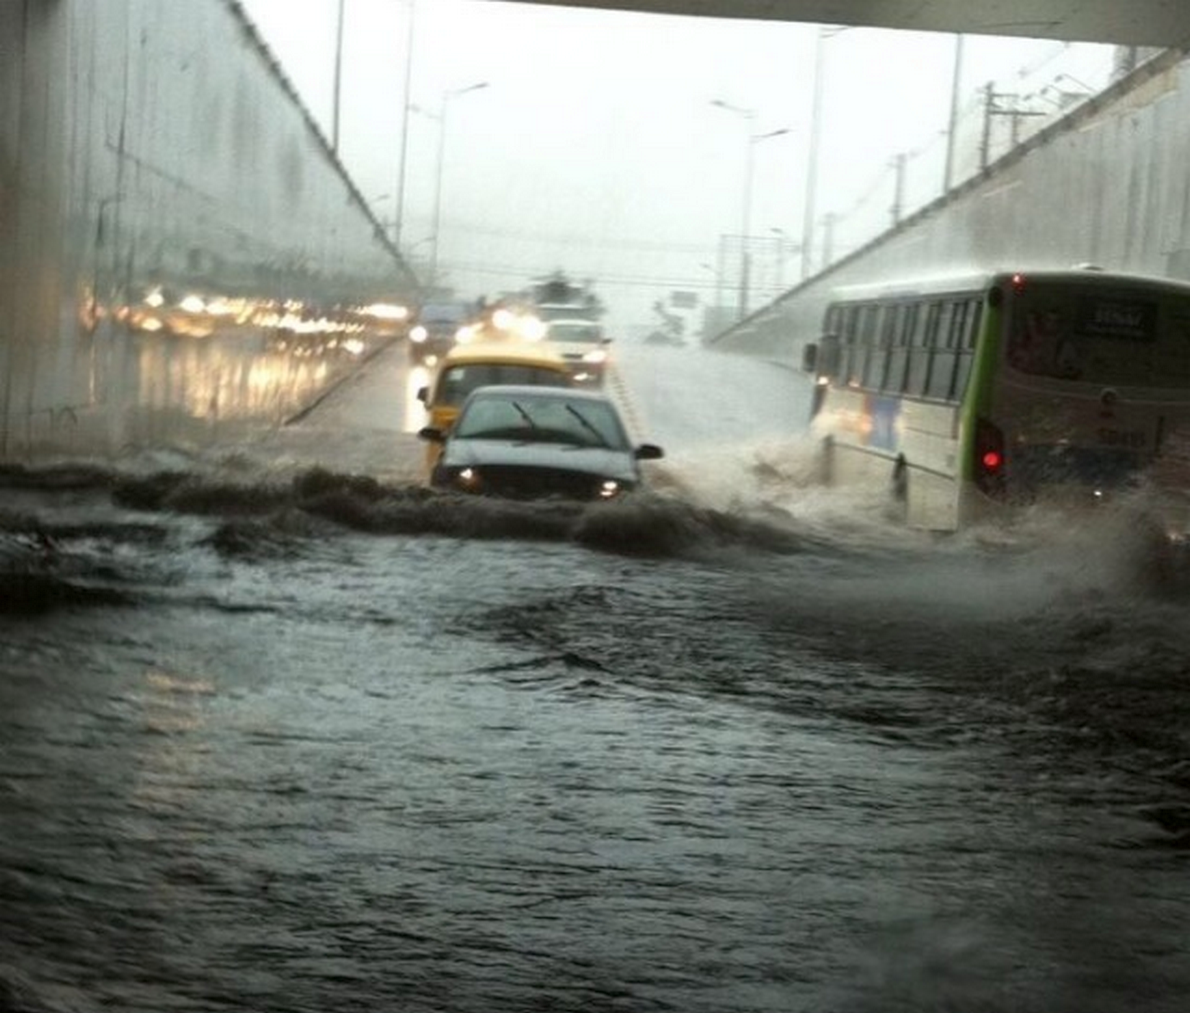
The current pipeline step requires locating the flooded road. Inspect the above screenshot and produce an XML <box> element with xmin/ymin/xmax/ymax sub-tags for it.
<box><xmin>2</xmin><ymin>340</ymin><xmax>1190</xmax><ymax>1012</ymax></box>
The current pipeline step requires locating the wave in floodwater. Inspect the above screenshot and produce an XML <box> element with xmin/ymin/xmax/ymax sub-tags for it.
<box><xmin>2</xmin><ymin>435</ymin><xmax>1189</xmax><ymax>618</ymax></box>
<box><xmin>0</xmin><ymin>447</ymin><xmax>851</xmax><ymax>618</ymax></box>
<box><xmin>4</xmin><ymin>446</ymin><xmax>1190</xmax><ymax>1013</ymax></box>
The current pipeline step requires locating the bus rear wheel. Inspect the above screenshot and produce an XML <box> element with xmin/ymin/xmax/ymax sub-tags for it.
<box><xmin>818</xmin><ymin>436</ymin><xmax>834</xmax><ymax>486</ymax></box>
<box><xmin>888</xmin><ymin>456</ymin><xmax>909</xmax><ymax>522</ymax></box>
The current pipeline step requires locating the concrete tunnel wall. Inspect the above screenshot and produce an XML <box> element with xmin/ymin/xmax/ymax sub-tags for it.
<box><xmin>0</xmin><ymin>0</ymin><xmax>418</xmax><ymax>461</ymax></box>
<box><xmin>714</xmin><ymin>47</ymin><xmax>1190</xmax><ymax>365</ymax></box>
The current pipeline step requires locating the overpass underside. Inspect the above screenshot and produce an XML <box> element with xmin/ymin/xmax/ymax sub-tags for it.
<box><xmin>511</xmin><ymin>1</ymin><xmax>1190</xmax><ymax>49</ymax></box>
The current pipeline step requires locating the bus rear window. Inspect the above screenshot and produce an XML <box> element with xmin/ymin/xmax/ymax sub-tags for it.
<box><xmin>1007</xmin><ymin>288</ymin><xmax>1190</xmax><ymax>387</ymax></box>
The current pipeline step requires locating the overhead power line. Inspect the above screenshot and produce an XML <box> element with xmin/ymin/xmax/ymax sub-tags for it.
<box><xmin>439</xmin><ymin>257</ymin><xmax>728</xmax><ymax>292</ymax></box>
<box><xmin>408</xmin><ymin>218</ymin><xmax>721</xmax><ymax>256</ymax></box>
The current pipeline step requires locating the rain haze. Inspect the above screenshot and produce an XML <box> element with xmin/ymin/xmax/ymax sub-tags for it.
<box><xmin>8</xmin><ymin>4</ymin><xmax>1190</xmax><ymax>1012</ymax></box>
<box><xmin>240</xmin><ymin>0</ymin><xmax>1117</xmax><ymax>336</ymax></box>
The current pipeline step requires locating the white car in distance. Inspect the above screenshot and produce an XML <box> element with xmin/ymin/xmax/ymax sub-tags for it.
<box><xmin>542</xmin><ymin>316</ymin><xmax>611</xmax><ymax>386</ymax></box>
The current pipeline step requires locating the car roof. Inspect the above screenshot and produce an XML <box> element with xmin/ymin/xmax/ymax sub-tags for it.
<box><xmin>440</xmin><ymin>339</ymin><xmax>569</xmax><ymax>369</ymax></box>
<box><xmin>547</xmin><ymin>317</ymin><xmax>602</xmax><ymax>328</ymax></box>
<box><xmin>465</xmin><ymin>384</ymin><xmax>612</xmax><ymax>403</ymax></box>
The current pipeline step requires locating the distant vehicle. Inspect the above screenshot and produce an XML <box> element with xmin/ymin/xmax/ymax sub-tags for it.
<box><xmin>418</xmin><ymin>384</ymin><xmax>663</xmax><ymax>500</ymax></box>
<box><xmin>465</xmin><ymin>300</ymin><xmax>548</xmax><ymax>344</ymax></box>
<box><xmin>801</xmin><ymin>266</ymin><xmax>1190</xmax><ymax>539</ymax></box>
<box><xmin>416</xmin><ymin>340</ymin><xmax>575</xmax><ymax>470</ymax></box>
<box><xmin>542</xmin><ymin>316</ymin><xmax>612</xmax><ymax>386</ymax></box>
<box><xmin>407</xmin><ymin>301</ymin><xmax>473</xmax><ymax>364</ymax></box>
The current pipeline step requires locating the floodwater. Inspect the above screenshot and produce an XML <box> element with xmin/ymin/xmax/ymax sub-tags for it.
<box><xmin>2</xmin><ymin>341</ymin><xmax>1189</xmax><ymax>1013</ymax></box>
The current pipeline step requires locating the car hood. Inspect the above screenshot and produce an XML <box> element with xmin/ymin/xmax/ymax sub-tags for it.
<box><xmin>443</xmin><ymin>439</ymin><xmax>639</xmax><ymax>481</ymax></box>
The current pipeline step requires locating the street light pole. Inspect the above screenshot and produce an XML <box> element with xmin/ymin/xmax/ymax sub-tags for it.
<box><xmin>943</xmin><ymin>33</ymin><xmax>964</xmax><ymax>193</ymax></box>
<box><xmin>332</xmin><ymin>0</ymin><xmax>345</xmax><ymax>153</ymax></box>
<box><xmin>743</xmin><ymin>128</ymin><xmax>790</xmax><ymax>317</ymax></box>
<box><xmin>394</xmin><ymin>0</ymin><xmax>417</xmax><ymax>248</ymax></box>
<box><xmin>428</xmin><ymin>80</ymin><xmax>488</xmax><ymax>291</ymax></box>
<box><xmin>710</xmin><ymin>99</ymin><xmax>789</xmax><ymax>320</ymax></box>
<box><xmin>802</xmin><ymin>25</ymin><xmax>854</xmax><ymax>280</ymax></box>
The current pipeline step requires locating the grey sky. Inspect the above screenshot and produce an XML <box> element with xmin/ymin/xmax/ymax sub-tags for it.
<box><xmin>240</xmin><ymin>0</ymin><xmax>1115</xmax><ymax>336</ymax></box>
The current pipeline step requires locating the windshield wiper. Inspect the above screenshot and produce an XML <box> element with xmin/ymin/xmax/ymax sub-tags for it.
<box><xmin>565</xmin><ymin>404</ymin><xmax>609</xmax><ymax>447</ymax></box>
<box><xmin>511</xmin><ymin>401</ymin><xmax>540</xmax><ymax>430</ymax></box>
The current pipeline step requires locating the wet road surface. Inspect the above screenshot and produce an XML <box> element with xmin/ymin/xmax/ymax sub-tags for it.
<box><xmin>2</xmin><ymin>340</ymin><xmax>1190</xmax><ymax>1012</ymax></box>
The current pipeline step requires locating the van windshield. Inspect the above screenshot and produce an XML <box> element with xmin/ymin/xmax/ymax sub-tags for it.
<box><xmin>547</xmin><ymin>320</ymin><xmax>603</xmax><ymax>343</ymax></box>
<box><xmin>435</xmin><ymin>364</ymin><xmax>569</xmax><ymax>406</ymax></box>
<box><xmin>1007</xmin><ymin>285</ymin><xmax>1190</xmax><ymax>387</ymax></box>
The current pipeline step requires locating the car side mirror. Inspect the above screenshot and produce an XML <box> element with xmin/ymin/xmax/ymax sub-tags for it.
<box><xmin>801</xmin><ymin>342</ymin><xmax>818</xmax><ymax>374</ymax></box>
<box><xmin>416</xmin><ymin>386</ymin><xmax>429</xmax><ymax>404</ymax></box>
<box><xmin>635</xmin><ymin>443</ymin><xmax>664</xmax><ymax>461</ymax></box>
<box><xmin>418</xmin><ymin>426</ymin><xmax>445</xmax><ymax>443</ymax></box>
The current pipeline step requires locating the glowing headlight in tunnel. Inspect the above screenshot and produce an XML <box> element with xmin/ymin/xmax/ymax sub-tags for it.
<box><xmin>410</xmin><ymin>325</ymin><xmax>428</xmax><ymax>343</ymax></box>
<box><xmin>362</xmin><ymin>302</ymin><xmax>409</xmax><ymax>321</ymax></box>
<box><xmin>520</xmin><ymin>316</ymin><xmax>547</xmax><ymax>341</ymax></box>
<box><xmin>456</xmin><ymin>467</ymin><xmax>481</xmax><ymax>491</ymax></box>
<box><xmin>599</xmin><ymin>479</ymin><xmax>621</xmax><ymax>499</ymax></box>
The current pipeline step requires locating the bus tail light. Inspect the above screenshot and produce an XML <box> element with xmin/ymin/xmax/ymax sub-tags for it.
<box><xmin>974</xmin><ymin>417</ymin><xmax>1007</xmax><ymax>496</ymax></box>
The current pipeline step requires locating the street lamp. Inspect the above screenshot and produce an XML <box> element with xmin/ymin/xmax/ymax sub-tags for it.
<box><xmin>393</xmin><ymin>0</ymin><xmax>418</xmax><ymax>248</ymax></box>
<box><xmin>802</xmin><ymin>25</ymin><xmax>861</xmax><ymax>279</ymax></box>
<box><xmin>426</xmin><ymin>80</ymin><xmax>488</xmax><ymax>291</ymax></box>
<box><xmin>711</xmin><ymin>99</ymin><xmax>790</xmax><ymax>319</ymax></box>
<box><xmin>332</xmin><ymin>0</ymin><xmax>346</xmax><ymax>153</ymax></box>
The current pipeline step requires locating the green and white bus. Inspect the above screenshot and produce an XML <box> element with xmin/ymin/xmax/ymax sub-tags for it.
<box><xmin>801</xmin><ymin>267</ymin><xmax>1190</xmax><ymax>531</ymax></box>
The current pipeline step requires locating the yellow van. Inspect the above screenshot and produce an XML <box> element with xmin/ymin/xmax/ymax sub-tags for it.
<box><xmin>416</xmin><ymin>340</ymin><xmax>574</xmax><ymax>469</ymax></box>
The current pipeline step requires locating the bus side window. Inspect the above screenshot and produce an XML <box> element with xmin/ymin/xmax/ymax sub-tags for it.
<box><xmin>859</xmin><ymin>304</ymin><xmax>884</xmax><ymax>389</ymax></box>
<box><xmin>885</xmin><ymin>302</ymin><xmax>916</xmax><ymax>393</ymax></box>
<box><xmin>905</xmin><ymin>300</ymin><xmax>938</xmax><ymax>397</ymax></box>
<box><xmin>926</xmin><ymin>301</ymin><xmax>961</xmax><ymax>401</ymax></box>
<box><xmin>871</xmin><ymin>302</ymin><xmax>898</xmax><ymax>391</ymax></box>
<box><xmin>951</xmin><ymin>299</ymin><xmax>982</xmax><ymax>400</ymax></box>
<box><xmin>840</xmin><ymin>305</ymin><xmax>862</xmax><ymax>386</ymax></box>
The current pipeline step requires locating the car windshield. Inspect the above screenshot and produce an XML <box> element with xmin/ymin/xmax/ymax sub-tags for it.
<box><xmin>453</xmin><ymin>393</ymin><xmax>629</xmax><ymax>448</ymax></box>
<box><xmin>420</xmin><ymin>302</ymin><xmax>469</xmax><ymax>325</ymax></box>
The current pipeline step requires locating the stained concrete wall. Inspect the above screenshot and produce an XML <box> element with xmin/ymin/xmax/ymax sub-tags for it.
<box><xmin>0</xmin><ymin>0</ymin><xmax>418</xmax><ymax>460</ymax></box>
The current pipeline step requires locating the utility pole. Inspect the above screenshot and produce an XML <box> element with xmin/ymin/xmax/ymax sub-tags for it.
<box><xmin>981</xmin><ymin>84</ymin><xmax>1046</xmax><ymax>170</ymax></box>
<box><xmin>943</xmin><ymin>34</ymin><xmax>964</xmax><ymax>192</ymax></box>
<box><xmin>393</xmin><ymin>0</ymin><xmax>416</xmax><ymax>248</ymax></box>
<box><xmin>801</xmin><ymin>27</ymin><xmax>828</xmax><ymax>280</ymax></box>
<box><xmin>890</xmin><ymin>153</ymin><xmax>907</xmax><ymax>226</ymax></box>
<box><xmin>332</xmin><ymin>0</ymin><xmax>345</xmax><ymax>153</ymax></box>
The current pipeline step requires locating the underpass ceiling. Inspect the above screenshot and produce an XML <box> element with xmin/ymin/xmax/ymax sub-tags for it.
<box><xmin>509</xmin><ymin>1</ymin><xmax>1190</xmax><ymax>48</ymax></box>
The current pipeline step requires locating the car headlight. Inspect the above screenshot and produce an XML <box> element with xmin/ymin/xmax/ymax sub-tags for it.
<box><xmin>599</xmin><ymin>479</ymin><xmax>622</xmax><ymax>499</ymax></box>
<box><xmin>454</xmin><ymin>467</ymin><xmax>482</xmax><ymax>492</ymax></box>
<box><xmin>520</xmin><ymin>317</ymin><xmax>547</xmax><ymax>341</ymax></box>
<box><xmin>431</xmin><ymin>464</ymin><xmax>482</xmax><ymax>492</ymax></box>
<box><xmin>582</xmin><ymin>349</ymin><xmax>608</xmax><ymax>364</ymax></box>
<box><xmin>410</xmin><ymin>325</ymin><xmax>427</xmax><ymax>343</ymax></box>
